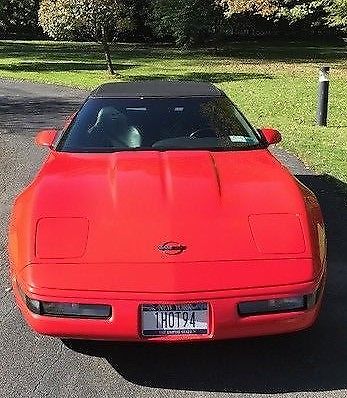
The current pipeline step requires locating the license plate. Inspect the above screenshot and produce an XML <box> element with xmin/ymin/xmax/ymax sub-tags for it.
<box><xmin>141</xmin><ymin>303</ymin><xmax>209</xmax><ymax>337</ymax></box>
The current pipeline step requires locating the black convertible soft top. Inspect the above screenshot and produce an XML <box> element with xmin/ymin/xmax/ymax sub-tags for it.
<box><xmin>90</xmin><ymin>81</ymin><xmax>222</xmax><ymax>99</ymax></box>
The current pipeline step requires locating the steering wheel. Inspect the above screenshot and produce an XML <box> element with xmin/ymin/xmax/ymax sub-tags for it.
<box><xmin>189</xmin><ymin>127</ymin><xmax>216</xmax><ymax>139</ymax></box>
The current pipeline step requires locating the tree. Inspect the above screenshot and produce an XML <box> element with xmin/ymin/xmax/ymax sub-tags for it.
<box><xmin>150</xmin><ymin>0</ymin><xmax>228</xmax><ymax>46</ymax></box>
<box><xmin>0</xmin><ymin>0</ymin><xmax>40</xmax><ymax>37</ymax></box>
<box><xmin>39</xmin><ymin>0</ymin><xmax>135</xmax><ymax>74</ymax></box>
<box><xmin>220</xmin><ymin>0</ymin><xmax>278</xmax><ymax>17</ymax></box>
<box><xmin>222</xmin><ymin>0</ymin><xmax>337</xmax><ymax>33</ymax></box>
<box><xmin>275</xmin><ymin>1</ymin><xmax>330</xmax><ymax>26</ymax></box>
<box><xmin>326</xmin><ymin>0</ymin><xmax>347</xmax><ymax>31</ymax></box>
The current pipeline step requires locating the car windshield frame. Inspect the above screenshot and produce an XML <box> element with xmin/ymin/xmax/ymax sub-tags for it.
<box><xmin>56</xmin><ymin>95</ymin><xmax>266</xmax><ymax>153</ymax></box>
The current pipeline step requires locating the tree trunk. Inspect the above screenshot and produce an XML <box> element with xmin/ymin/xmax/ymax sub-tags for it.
<box><xmin>101</xmin><ymin>26</ymin><xmax>115</xmax><ymax>75</ymax></box>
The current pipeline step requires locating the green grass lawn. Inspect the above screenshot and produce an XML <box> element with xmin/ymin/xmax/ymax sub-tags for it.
<box><xmin>1</xmin><ymin>39</ymin><xmax>346</xmax><ymax>188</ymax></box>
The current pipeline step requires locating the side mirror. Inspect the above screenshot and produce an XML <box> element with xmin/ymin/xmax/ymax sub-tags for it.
<box><xmin>35</xmin><ymin>129</ymin><xmax>58</xmax><ymax>149</ymax></box>
<box><xmin>259</xmin><ymin>128</ymin><xmax>282</xmax><ymax>145</ymax></box>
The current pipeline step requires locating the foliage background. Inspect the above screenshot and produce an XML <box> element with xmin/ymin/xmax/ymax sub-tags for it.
<box><xmin>1</xmin><ymin>0</ymin><xmax>347</xmax><ymax>44</ymax></box>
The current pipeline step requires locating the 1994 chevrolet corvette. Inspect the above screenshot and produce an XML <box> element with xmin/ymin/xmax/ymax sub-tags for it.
<box><xmin>8</xmin><ymin>81</ymin><xmax>327</xmax><ymax>342</ymax></box>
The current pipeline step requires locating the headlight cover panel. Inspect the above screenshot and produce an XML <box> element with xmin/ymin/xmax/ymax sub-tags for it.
<box><xmin>249</xmin><ymin>213</ymin><xmax>306</xmax><ymax>254</ymax></box>
<box><xmin>35</xmin><ymin>217</ymin><xmax>89</xmax><ymax>259</ymax></box>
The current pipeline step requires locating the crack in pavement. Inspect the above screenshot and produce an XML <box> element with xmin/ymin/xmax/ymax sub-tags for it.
<box><xmin>0</xmin><ymin>306</ymin><xmax>15</xmax><ymax>323</ymax></box>
<box><xmin>29</xmin><ymin>343</ymin><xmax>64</xmax><ymax>398</ymax></box>
<box><xmin>0</xmin><ymin>292</ymin><xmax>11</xmax><ymax>300</ymax></box>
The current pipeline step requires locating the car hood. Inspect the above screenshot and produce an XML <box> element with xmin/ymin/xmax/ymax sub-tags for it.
<box><xmin>22</xmin><ymin>150</ymin><xmax>313</xmax><ymax>264</ymax></box>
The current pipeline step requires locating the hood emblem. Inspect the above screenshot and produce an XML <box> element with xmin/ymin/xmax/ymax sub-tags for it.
<box><xmin>158</xmin><ymin>241</ymin><xmax>187</xmax><ymax>255</ymax></box>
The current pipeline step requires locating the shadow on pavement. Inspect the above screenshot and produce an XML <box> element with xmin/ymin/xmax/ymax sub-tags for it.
<box><xmin>0</xmin><ymin>96</ymin><xmax>84</xmax><ymax>135</ymax></box>
<box><xmin>64</xmin><ymin>173</ymin><xmax>347</xmax><ymax>394</ymax></box>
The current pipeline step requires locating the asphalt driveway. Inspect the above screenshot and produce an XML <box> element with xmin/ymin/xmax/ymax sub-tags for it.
<box><xmin>1</xmin><ymin>78</ymin><xmax>347</xmax><ymax>398</ymax></box>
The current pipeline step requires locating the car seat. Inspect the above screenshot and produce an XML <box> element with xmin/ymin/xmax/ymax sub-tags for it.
<box><xmin>89</xmin><ymin>107</ymin><xmax>141</xmax><ymax>148</ymax></box>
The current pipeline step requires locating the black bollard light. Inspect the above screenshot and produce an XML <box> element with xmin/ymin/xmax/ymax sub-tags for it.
<box><xmin>316</xmin><ymin>66</ymin><xmax>330</xmax><ymax>127</ymax></box>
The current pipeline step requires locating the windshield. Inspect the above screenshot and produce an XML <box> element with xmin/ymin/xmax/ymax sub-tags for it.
<box><xmin>57</xmin><ymin>96</ymin><xmax>263</xmax><ymax>153</ymax></box>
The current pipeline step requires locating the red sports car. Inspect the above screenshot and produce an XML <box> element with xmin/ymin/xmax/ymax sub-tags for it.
<box><xmin>8</xmin><ymin>81</ymin><xmax>327</xmax><ymax>342</ymax></box>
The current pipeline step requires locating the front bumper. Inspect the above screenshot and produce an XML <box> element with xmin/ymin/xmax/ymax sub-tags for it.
<box><xmin>13</xmin><ymin>276</ymin><xmax>325</xmax><ymax>342</ymax></box>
